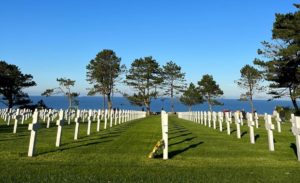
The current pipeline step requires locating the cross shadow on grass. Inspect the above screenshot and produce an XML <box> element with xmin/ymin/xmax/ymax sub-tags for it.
<box><xmin>30</xmin><ymin>139</ymin><xmax>113</xmax><ymax>157</ymax></box>
<box><xmin>169</xmin><ymin>141</ymin><xmax>204</xmax><ymax>158</ymax></box>
<box><xmin>169</xmin><ymin>132</ymin><xmax>193</xmax><ymax>140</ymax></box>
<box><xmin>230</xmin><ymin>129</ymin><xmax>236</xmax><ymax>134</ymax></box>
<box><xmin>241</xmin><ymin>131</ymin><xmax>247</xmax><ymax>138</ymax></box>
<box><xmin>255</xmin><ymin>134</ymin><xmax>260</xmax><ymax>142</ymax></box>
<box><xmin>169</xmin><ymin>137</ymin><xmax>197</xmax><ymax>147</ymax></box>
<box><xmin>168</xmin><ymin>129</ymin><xmax>189</xmax><ymax>135</ymax></box>
<box><xmin>290</xmin><ymin>143</ymin><xmax>298</xmax><ymax>159</ymax></box>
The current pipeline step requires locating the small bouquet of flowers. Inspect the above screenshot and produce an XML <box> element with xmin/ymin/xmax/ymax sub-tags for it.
<box><xmin>148</xmin><ymin>139</ymin><xmax>165</xmax><ymax>158</ymax></box>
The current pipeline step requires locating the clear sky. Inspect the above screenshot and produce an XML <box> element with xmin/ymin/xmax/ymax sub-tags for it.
<box><xmin>0</xmin><ymin>0</ymin><xmax>298</xmax><ymax>98</ymax></box>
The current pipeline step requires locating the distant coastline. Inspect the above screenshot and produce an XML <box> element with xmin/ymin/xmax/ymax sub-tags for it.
<box><xmin>1</xmin><ymin>96</ymin><xmax>298</xmax><ymax>114</ymax></box>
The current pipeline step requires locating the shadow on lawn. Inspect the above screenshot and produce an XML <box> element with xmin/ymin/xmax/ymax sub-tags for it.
<box><xmin>23</xmin><ymin>121</ymin><xmax>135</xmax><ymax>157</ymax></box>
<box><xmin>255</xmin><ymin>134</ymin><xmax>260</xmax><ymax>142</ymax></box>
<box><xmin>241</xmin><ymin>131</ymin><xmax>247</xmax><ymax>138</ymax></box>
<box><xmin>169</xmin><ymin>136</ymin><xmax>197</xmax><ymax>147</ymax></box>
<box><xmin>33</xmin><ymin>139</ymin><xmax>113</xmax><ymax>157</ymax></box>
<box><xmin>169</xmin><ymin>141</ymin><xmax>204</xmax><ymax>158</ymax></box>
<box><xmin>290</xmin><ymin>143</ymin><xmax>298</xmax><ymax>159</ymax></box>
<box><xmin>169</xmin><ymin>132</ymin><xmax>193</xmax><ymax>140</ymax></box>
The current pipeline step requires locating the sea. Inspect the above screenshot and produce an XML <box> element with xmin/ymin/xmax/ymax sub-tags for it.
<box><xmin>0</xmin><ymin>96</ymin><xmax>298</xmax><ymax>114</ymax></box>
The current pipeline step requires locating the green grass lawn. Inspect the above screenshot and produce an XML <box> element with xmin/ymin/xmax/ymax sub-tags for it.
<box><xmin>0</xmin><ymin>115</ymin><xmax>300</xmax><ymax>182</ymax></box>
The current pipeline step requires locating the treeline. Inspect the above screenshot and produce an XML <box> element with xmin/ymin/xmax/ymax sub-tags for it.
<box><xmin>0</xmin><ymin>4</ymin><xmax>299</xmax><ymax>115</ymax></box>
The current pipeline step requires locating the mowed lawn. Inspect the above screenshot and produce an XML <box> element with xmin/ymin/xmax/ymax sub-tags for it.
<box><xmin>0</xmin><ymin>114</ymin><xmax>300</xmax><ymax>182</ymax></box>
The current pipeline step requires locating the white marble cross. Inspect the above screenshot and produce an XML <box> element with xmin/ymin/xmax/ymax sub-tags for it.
<box><xmin>204</xmin><ymin>112</ymin><xmax>207</xmax><ymax>126</ymax></box>
<box><xmin>104</xmin><ymin>109</ymin><xmax>108</xmax><ymax>129</ymax></box>
<box><xmin>55</xmin><ymin>110</ymin><xmax>65</xmax><ymax>147</ymax></box>
<box><xmin>225</xmin><ymin>112</ymin><xmax>230</xmax><ymax>135</ymax></box>
<box><xmin>118</xmin><ymin>110</ymin><xmax>122</xmax><ymax>125</ymax></box>
<box><xmin>28</xmin><ymin>110</ymin><xmax>41</xmax><ymax>157</ymax></box>
<box><xmin>254</xmin><ymin>112</ymin><xmax>259</xmax><ymax>128</ymax></box>
<box><xmin>247</xmin><ymin>113</ymin><xmax>255</xmax><ymax>144</ymax></box>
<box><xmin>161</xmin><ymin>111</ymin><xmax>168</xmax><ymax>160</ymax></box>
<box><xmin>200</xmin><ymin>111</ymin><xmax>204</xmax><ymax>125</ymax></box>
<box><xmin>208</xmin><ymin>111</ymin><xmax>212</xmax><ymax>128</ymax></box>
<box><xmin>292</xmin><ymin>116</ymin><xmax>300</xmax><ymax>161</ymax></box>
<box><xmin>74</xmin><ymin>110</ymin><xmax>81</xmax><ymax>140</ymax></box>
<box><xmin>97</xmin><ymin>109</ymin><xmax>101</xmax><ymax>132</ymax></box>
<box><xmin>13</xmin><ymin>109</ymin><xmax>21</xmax><ymax>133</ymax></box>
<box><xmin>114</xmin><ymin>110</ymin><xmax>118</xmax><ymax>126</ymax></box>
<box><xmin>234</xmin><ymin>112</ymin><xmax>241</xmax><ymax>139</ymax></box>
<box><xmin>212</xmin><ymin>112</ymin><xmax>217</xmax><ymax>129</ymax></box>
<box><xmin>275</xmin><ymin>112</ymin><xmax>282</xmax><ymax>133</ymax></box>
<box><xmin>291</xmin><ymin>114</ymin><xmax>295</xmax><ymax>127</ymax></box>
<box><xmin>265</xmin><ymin>114</ymin><xmax>275</xmax><ymax>151</ymax></box>
<box><xmin>240</xmin><ymin>112</ymin><xmax>244</xmax><ymax>126</ymax></box>
<box><xmin>110</xmin><ymin>110</ymin><xmax>113</xmax><ymax>128</ymax></box>
<box><xmin>87</xmin><ymin>109</ymin><xmax>92</xmax><ymax>135</ymax></box>
<box><xmin>218</xmin><ymin>112</ymin><xmax>223</xmax><ymax>132</ymax></box>
<box><xmin>46</xmin><ymin>109</ymin><xmax>52</xmax><ymax>128</ymax></box>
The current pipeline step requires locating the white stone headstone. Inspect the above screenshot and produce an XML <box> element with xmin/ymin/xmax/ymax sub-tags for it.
<box><xmin>218</xmin><ymin>112</ymin><xmax>223</xmax><ymax>132</ymax></box>
<box><xmin>110</xmin><ymin>110</ymin><xmax>113</xmax><ymax>128</ymax></box>
<box><xmin>292</xmin><ymin>116</ymin><xmax>300</xmax><ymax>161</ymax></box>
<box><xmin>247</xmin><ymin>113</ymin><xmax>255</xmax><ymax>144</ymax></box>
<box><xmin>254</xmin><ymin>112</ymin><xmax>259</xmax><ymax>128</ymax></box>
<box><xmin>225</xmin><ymin>112</ymin><xmax>230</xmax><ymax>135</ymax></box>
<box><xmin>55</xmin><ymin>110</ymin><xmax>65</xmax><ymax>147</ymax></box>
<box><xmin>104</xmin><ymin>109</ymin><xmax>108</xmax><ymax>129</ymax></box>
<box><xmin>13</xmin><ymin>109</ymin><xmax>21</xmax><ymax>133</ymax></box>
<box><xmin>28</xmin><ymin>110</ymin><xmax>40</xmax><ymax>157</ymax></box>
<box><xmin>97</xmin><ymin>109</ymin><xmax>101</xmax><ymax>132</ymax></box>
<box><xmin>74</xmin><ymin>110</ymin><xmax>81</xmax><ymax>140</ymax></box>
<box><xmin>87</xmin><ymin>109</ymin><xmax>92</xmax><ymax>135</ymax></box>
<box><xmin>234</xmin><ymin>112</ymin><xmax>241</xmax><ymax>139</ymax></box>
<box><xmin>265</xmin><ymin>114</ymin><xmax>275</xmax><ymax>151</ymax></box>
<box><xmin>212</xmin><ymin>112</ymin><xmax>217</xmax><ymax>129</ymax></box>
<box><xmin>161</xmin><ymin>111</ymin><xmax>168</xmax><ymax>160</ymax></box>
<box><xmin>275</xmin><ymin>112</ymin><xmax>282</xmax><ymax>133</ymax></box>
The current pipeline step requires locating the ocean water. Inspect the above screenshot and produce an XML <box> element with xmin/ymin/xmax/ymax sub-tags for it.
<box><xmin>0</xmin><ymin>96</ymin><xmax>298</xmax><ymax>114</ymax></box>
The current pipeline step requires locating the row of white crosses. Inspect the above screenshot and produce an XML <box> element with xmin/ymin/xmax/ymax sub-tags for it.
<box><xmin>178</xmin><ymin>111</ymin><xmax>278</xmax><ymax>152</ymax></box>
<box><xmin>0</xmin><ymin>108</ymin><xmax>32</xmax><ymax>133</ymax></box>
<box><xmin>27</xmin><ymin>109</ymin><xmax>146</xmax><ymax>157</ymax></box>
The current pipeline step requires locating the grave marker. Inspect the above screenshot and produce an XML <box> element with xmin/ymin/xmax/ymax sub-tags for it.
<box><xmin>55</xmin><ymin>110</ymin><xmax>65</xmax><ymax>147</ymax></box>
<box><xmin>161</xmin><ymin>111</ymin><xmax>168</xmax><ymax>160</ymax></box>
<box><xmin>265</xmin><ymin>114</ymin><xmax>275</xmax><ymax>151</ymax></box>
<box><xmin>292</xmin><ymin>116</ymin><xmax>300</xmax><ymax>161</ymax></box>
<box><xmin>28</xmin><ymin>111</ymin><xmax>41</xmax><ymax>157</ymax></box>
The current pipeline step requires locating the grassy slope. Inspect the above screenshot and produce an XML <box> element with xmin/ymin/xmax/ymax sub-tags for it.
<box><xmin>0</xmin><ymin>115</ymin><xmax>300</xmax><ymax>182</ymax></box>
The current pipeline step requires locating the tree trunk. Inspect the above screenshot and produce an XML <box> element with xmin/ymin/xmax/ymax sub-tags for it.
<box><xmin>289</xmin><ymin>87</ymin><xmax>299</xmax><ymax>113</ymax></box>
<box><xmin>107</xmin><ymin>93</ymin><xmax>112</xmax><ymax>111</ymax></box>
<box><xmin>8</xmin><ymin>97</ymin><xmax>13</xmax><ymax>109</ymax></box>
<box><xmin>208</xmin><ymin>97</ymin><xmax>212</xmax><ymax>112</ymax></box>
<box><xmin>249</xmin><ymin>95</ymin><xmax>255</xmax><ymax>114</ymax></box>
<box><xmin>145</xmin><ymin>102</ymin><xmax>151</xmax><ymax>116</ymax></box>
<box><xmin>291</xmin><ymin>97</ymin><xmax>299</xmax><ymax>112</ymax></box>
<box><xmin>171</xmin><ymin>84</ymin><xmax>174</xmax><ymax>113</ymax></box>
<box><xmin>103</xmin><ymin>94</ymin><xmax>106</xmax><ymax>110</ymax></box>
<box><xmin>171</xmin><ymin>97</ymin><xmax>175</xmax><ymax>113</ymax></box>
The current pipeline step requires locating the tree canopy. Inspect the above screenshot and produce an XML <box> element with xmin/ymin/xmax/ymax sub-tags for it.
<box><xmin>162</xmin><ymin>61</ymin><xmax>186</xmax><ymax>112</ymax></box>
<box><xmin>86</xmin><ymin>49</ymin><xmax>125</xmax><ymax>110</ymax></box>
<box><xmin>124</xmin><ymin>56</ymin><xmax>163</xmax><ymax>115</ymax></box>
<box><xmin>254</xmin><ymin>4</ymin><xmax>300</xmax><ymax>111</ymax></box>
<box><xmin>42</xmin><ymin>78</ymin><xmax>79</xmax><ymax>109</ymax></box>
<box><xmin>0</xmin><ymin>61</ymin><xmax>36</xmax><ymax>108</ymax></box>
<box><xmin>236</xmin><ymin>64</ymin><xmax>264</xmax><ymax>113</ymax></box>
<box><xmin>180</xmin><ymin>83</ymin><xmax>203</xmax><ymax>111</ymax></box>
<box><xmin>198</xmin><ymin>74</ymin><xmax>223</xmax><ymax>112</ymax></box>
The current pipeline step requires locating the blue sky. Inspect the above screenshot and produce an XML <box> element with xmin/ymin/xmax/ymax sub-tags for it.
<box><xmin>0</xmin><ymin>0</ymin><xmax>298</xmax><ymax>98</ymax></box>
